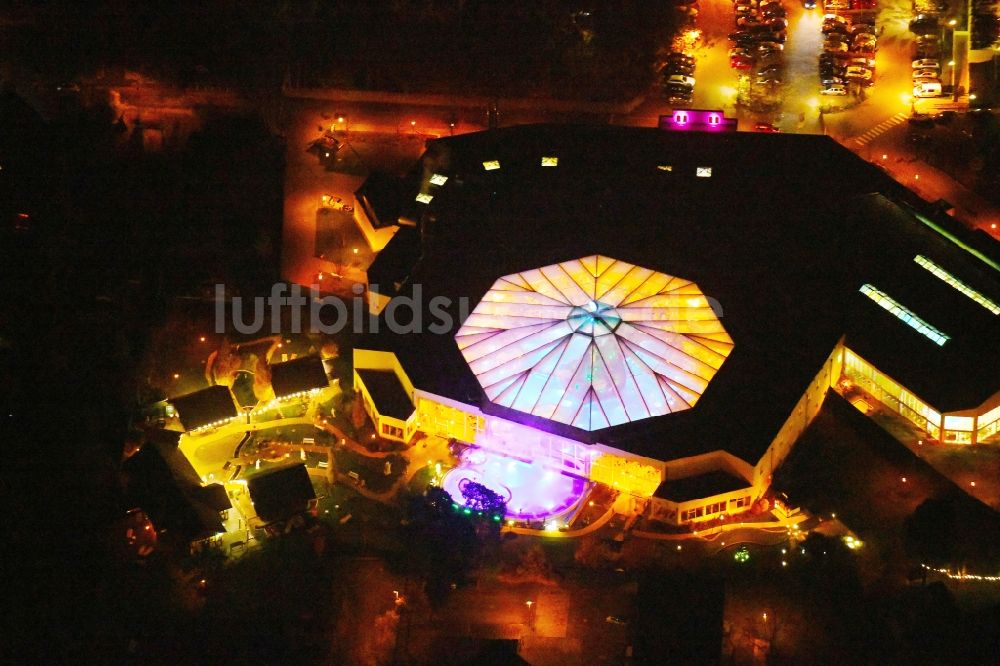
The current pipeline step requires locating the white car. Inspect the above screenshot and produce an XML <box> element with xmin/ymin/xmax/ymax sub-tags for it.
<box><xmin>911</xmin><ymin>58</ymin><xmax>939</xmax><ymax>69</ymax></box>
<box><xmin>913</xmin><ymin>82</ymin><xmax>942</xmax><ymax>97</ymax></box>
<box><xmin>667</xmin><ymin>74</ymin><xmax>696</xmax><ymax>87</ymax></box>
<box><xmin>821</xmin><ymin>83</ymin><xmax>848</xmax><ymax>95</ymax></box>
<box><xmin>912</xmin><ymin>69</ymin><xmax>938</xmax><ymax>80</ymax></box>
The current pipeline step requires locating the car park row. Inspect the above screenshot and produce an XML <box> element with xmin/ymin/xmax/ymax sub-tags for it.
<box><xmin>818</xmin><ymin>12</ymin><xmax>878</xmax><ymax>96</ymax></box>
<box><xmin>728</xmin><ymin>0</ymin><xmax>789</xmax><ymax>90</ymax></box>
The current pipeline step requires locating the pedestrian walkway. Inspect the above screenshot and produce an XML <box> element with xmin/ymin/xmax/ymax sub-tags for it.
<box><xmin>853</xmin><ymin>112</ymin><xmax>908</xmax><ymax>146</ymax></box>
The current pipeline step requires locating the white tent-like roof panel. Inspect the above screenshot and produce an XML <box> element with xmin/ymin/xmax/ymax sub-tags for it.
<box><xmin>455</xmin><ymin>255</ymin><xmax>735</xmax><ymax>431</ymax></box>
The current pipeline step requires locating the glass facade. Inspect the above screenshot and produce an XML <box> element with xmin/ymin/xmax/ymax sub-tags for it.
<box><xmin>456</xmin><ymin>255</ymin><xmax>734</xmax><ymax>430</ymax></box>
<box><xmin>977</xmin><ymin>404</ymin><xmax>1000</xmax><ymax>443</ymax></box>
<box><xmin>842</xmin><ymin>349</ymin><xmax>941</xmax><ymax>438</ymax></box>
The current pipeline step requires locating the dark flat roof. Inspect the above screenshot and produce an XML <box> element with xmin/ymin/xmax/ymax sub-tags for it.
<box><xmin>355</xmin><ymin>171</ymin><xmax>408</xmax><ymax>229</ymax></box>
<box><xmin>270</xmin><ymin>355</ymin><xmax>329</xmax><ymax>398</ymax></box>
<box><xmin>170</xmin><ymin>385</ymin><xmax>238</xmax><ymax>431</ymax></box>
<box><xmin>360</xmin><ymin>124</ymin><xmax>999</xmax><ymax>463</ymax></box>
<box><xmin>122</xmin><ymin>432</ymin><xmax>226</xmax><ymax>541</ymax></box>
<box><xmin>367</xmin><ymin>226</ymin><xmax>422</xmax><ymax>297</ymax></box>
<box><xmin>357</xmin><ymin>369</ymin><xmax>414</xmax><ymax>420</ymax></box>
<box><xmin>247</xmin><ymin>464</ymin><xmax>315</xmax><ymax>523</ymax></box>
<box><xmin>655</xmin><ymin>471</ymin><xmax>750</xmax><ymax>503</ymax></box>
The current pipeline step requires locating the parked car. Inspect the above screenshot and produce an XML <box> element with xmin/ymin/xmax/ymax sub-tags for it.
<box><xmin>909</xmin><ymin>15</ymin><xmax>938</xmax><ymax>34</ymax></box>
<box><xmin>754</xmin><ymin>122</ymin><xmax>780</xmax><ymax>132</ymax></box>
<box><xmin>913</xmin><ymin>81</ymin><xmax>942</xmax><ymax>97</ymax></box>
<box><xmin>666</xmin><ymin>62</ymin><xmax>696</xmax><ymax>76</ymax></box>
<box><xmin>825</xmin><ymin>40</ymin><xmax>849</xmax><ymax>53</ymax></box>
<box><xmin>912</xmin><ymin>68</ymin><xmax>939</xmax><ymax>80</ymax></box>
<box><xmin>907</xmin><ymin>115</ymin><xmax>936</xmax><ymax>128</ymax></box>
<box><xmin>667</xmin><ymin>74</ymin><xmax>696</xmax><ymax>87</ymax></box>
<box><xmin>731</xmin><ymin>54</ymin><xmax>755</xmax><ymax>69</ymax></box>
<box><xmin>821</xmin><ymin>83</ymin><xmax>848</xmax><ymax>95</ymax></box>
<box><xmin>845</xmin><ymin>66</ymin><xmax>872</xmax><ymax>80</ymax></box>
<box><xmin>853</xmin><ymin>34</ymin><xmax>876</xmax><ymax>48</ymax></box>
<box><xmin>911</xmin><ymin>58</ymin><xmax>940</xmax><ymax>69</ymax></box>
<box><xmin>804</xmin><ymin>0</ymin><xmax>816</xmax><ymax>7</ymax></box>
<box><xmin>757</xmin><ymin>41</ymin><xmax>784</xmax><ymax>52</ymax></box>
<box><xmin>320</xmin><ymin>194</ymin><xmax>354</xmax><ymax>212</ymax></box>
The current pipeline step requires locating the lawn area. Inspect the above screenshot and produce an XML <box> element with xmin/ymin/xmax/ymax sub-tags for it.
<box><xmin>334</xmin><ymin>449</ymin><xmax>407</xmax><ymax>493</ymax></box>
<box><xmin>907</xmin><ymin>443</ymin><xmax>1000</xmax><ymax>512</ymax></box>
<box><xmin>773</xmin><ymin>394</ymin><xmax>1000</xmax><ymax>580</ymax></box>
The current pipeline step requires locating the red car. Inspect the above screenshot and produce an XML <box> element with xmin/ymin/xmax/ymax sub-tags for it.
<box><xmin>731</xmin><ymin>55</ymin><xmax>754</xmax><ymax>70</ymax></box>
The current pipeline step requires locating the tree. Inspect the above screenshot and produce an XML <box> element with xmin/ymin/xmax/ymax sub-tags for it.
<box><xmin>905</xmin><ymin>498</ymin><xmax>957</xmax><ymax>567</ymax></box>
<box><xmin>401</xmin><ymin>488</ymin><xmax>478</xmax><ymax>607</ymax></box>
<box><xmin>459</xmin><ymin>481</ymin><xmax>507</xmax><ymax>518</ymax></box>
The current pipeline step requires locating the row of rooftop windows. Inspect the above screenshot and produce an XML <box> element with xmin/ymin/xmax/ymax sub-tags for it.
<box><xmin>859</xmin><ymin>284</ymin><xmax>950</xmax><ymax>347</ymax></box>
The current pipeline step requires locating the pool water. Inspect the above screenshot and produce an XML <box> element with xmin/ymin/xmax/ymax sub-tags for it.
<box><xmin>441</xmin><ymin>447</ymin><xmax>588</xmax><ymax>520</ymax></box>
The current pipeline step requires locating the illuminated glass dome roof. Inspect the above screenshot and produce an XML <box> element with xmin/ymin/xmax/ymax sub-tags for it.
<box><xmin>456</xmin><ymin>255</ymin><xmax>735</xmax><ymax>431</ymax></box>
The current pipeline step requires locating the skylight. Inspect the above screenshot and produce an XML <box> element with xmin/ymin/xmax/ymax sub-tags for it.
<box><xmin>657</xmin><ymin>165</ymin><xmax>673</xmax><ymax>172</ymax></box>
<box><xmin>696</xmin><ymin>167</ymin><xmax>712</xmax><ymax>178</ymax></box>
<box><xmin>859</xmin><ymin>284</ymin><xmax>950</xmax><ymax>346</ymax></box>
<box><xmin>430</xmin><ymin>173</ymin><xmax>449</xmax><ymax>186</ymax></box>
<box><xmin>456</xmin><ymin>256</ymin><xmax>735</xmax><ymax>430</ymax></box>
<box><xmin>482</xmin><ymin>160</ymin><xmax>500</xmax><ymax>171</ymax></box>
<box><xmin>415</xmin><ymin>193</ymin><xmax>433</xmax><ymax>204</ymax></box>
<box><xmin>914</xmin><ymin>255</ymin><xmax>1000</xmax><ymax>315</ymax></box>
<box><xmin>541</xmin><ymin>156</ymin><xmax>558</xmax><ymax>167</ymax></box>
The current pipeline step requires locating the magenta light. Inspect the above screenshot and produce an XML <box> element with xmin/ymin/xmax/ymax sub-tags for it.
<box><xmin>442</xmin><ymin>447</ymin><xmax>588</xmax><ymax>521</ymax></box>
<box><xmin>673</xmin><ymin>111</ymin><xmax>689</xmax><ymax>125</ymax></box>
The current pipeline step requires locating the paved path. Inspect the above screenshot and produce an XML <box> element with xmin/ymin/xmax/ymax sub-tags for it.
<box><xmin>853</xmin><ymin>112</ymin><xmax>908</xmax><ymax>146</ymax></box>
